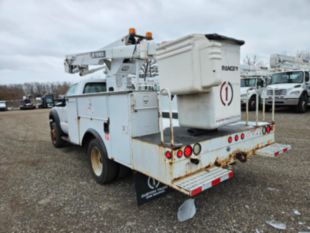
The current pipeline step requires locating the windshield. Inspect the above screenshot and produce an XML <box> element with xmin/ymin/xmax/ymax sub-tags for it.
<box><xmin>241</xmin><ymin>79</ymin><xmax>256</xmax><ymax>87</ymax></box>
<box><xmin>270</xmin><ymin>71</ymin><xmax>303</xmax><ymax>84</ymax></box>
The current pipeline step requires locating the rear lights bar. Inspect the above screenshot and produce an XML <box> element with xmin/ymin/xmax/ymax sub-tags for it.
<box><xmin>228</xmin><ymin>125</ymin><xmax>273</xmax><ymax>144</ymax></box>
<box><xmin>165</xmin><ymin>143</ymin><xmax>202</xmax><ymax>160</ymax></box>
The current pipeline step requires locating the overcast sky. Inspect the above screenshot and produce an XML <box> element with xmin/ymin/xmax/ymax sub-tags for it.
<box><xmin>0</xmin><ymin>0</ymin><xmax>309</xmax><ymax>84</ymax></box>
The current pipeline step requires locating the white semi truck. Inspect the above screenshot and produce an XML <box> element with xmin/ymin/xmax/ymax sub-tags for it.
<box><xmin>49</xmin><ymin>30</ymin><xmax>290</xmax><ymax>206</ymax></box>
<box><xmin>261</xmin><ymin>54</ymin><xmax>310</xmax><ymax>113</ymax></box>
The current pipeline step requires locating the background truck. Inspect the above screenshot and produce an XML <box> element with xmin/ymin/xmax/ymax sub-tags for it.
<box><xmin>261</xmin><ymin>70</ymin><xmax>310</xmax><ymax>113</ymax></box>
<box><xmin>20</xmin><ymin>96</ymin><xmax>36</xmax><ymax>110</ymax></box>
<box><xmin>261</xmin><ymin>54</ymin><xmax>310</xmax><ymax>113</ymax></box>
<box><xmin>37</xmin><ymin>94</ymin><xmax>55</xmax><ymax>108</ymax></box>
<box><xmin>240</xmin><ymin>74</ymin><xmax>268</xmax><ymax>110</ymax></box>
<box><xmin>49</xmin><ymin>30</ymin><xmax>290</xmax><ymax>206</ymax></box>
<box><xmin>0</xmin><ymin>100</ymin><xmax>7</xmax><ymax>111</ymax></box>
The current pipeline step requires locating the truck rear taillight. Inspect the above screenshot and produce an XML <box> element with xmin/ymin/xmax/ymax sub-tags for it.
<box><xmin>234</xmin><ymin>135</ymin><xmax>239</xmax><ymax>142</ymax></box>
<box><xmin>228</xmin><ymin>136</ymin><xmax>233</xmax><ymax>143</ymax></box>
<box><xmin>241</xmin><ymin>133</ymin><xmax>245</xmax><ymax>140</ymax></box>
<box><xmin>266</xmin><ymin>125</ymin><xmax>271</xmax><ymax>134</ymax></box>
<box><xmin>165</xmin><ymin>151</ymin><xmax>172</xmax><ymax>159</ymax></box>
<box><xmin>184</xmin><ymin>145</ymin><xmax>192</xmax><ymax>157</ymax></box>
<box><xmin>177</xmin><ymin>150</ymin><xmax>183</xmax><ymax>158</ymax></box>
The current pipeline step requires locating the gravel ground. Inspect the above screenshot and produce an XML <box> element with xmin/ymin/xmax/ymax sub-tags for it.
<box><xmin>0</xmin><ymin>109</ymin><xmax>309</xmax><ymax>233</ymax></box>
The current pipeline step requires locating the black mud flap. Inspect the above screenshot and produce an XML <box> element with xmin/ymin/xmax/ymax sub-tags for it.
<box><xmin>135</xmin><ymin>172</ymin><xmax>171</xmax><ymax>205</ymax></box>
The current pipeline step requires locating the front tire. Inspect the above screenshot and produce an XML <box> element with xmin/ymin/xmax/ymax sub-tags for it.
<box><xmin>296</xmin><ymin>93</ymin><xmax>308</xmax><ymax>113</ymax></box>
<box><xmin>87</xmin><ymin>138</ymin><xmax>119</xmax><ymax>184</ymax></box>
<box><xmin>248</xmin><ymin>96</ymin><xmax>256</xmax><ymax>111</ymax></box>
<box><xmin>50</xmin><ymin>122</ymin><xmax>65</xmax><ymax>148</ymax></box>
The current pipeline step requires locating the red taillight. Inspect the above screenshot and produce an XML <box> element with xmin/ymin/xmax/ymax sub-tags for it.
<box><xmin>234</xmin><ymin>135</ymin><xmax>239</xmax><ymax>142</ymax></box>
<box><xmin>177</xmin><ymin>150</ymin><xmax>183</xmax><ymax>158</ymax></box>
<box><xmin>241</xmin><ymin>133</ymin><xmax>245</xmax><ymax>140</ymax></box>
<box><xmin>228</xmin><ymin>136</ymin><xmax>233</xmax><ymax>143</ymax></box>
<box><xmin>184</xmin><ymin>145</ymin><xmax>192</xmax><ymax>157</ymax></box>
<box><xmin>266</xmin><ymin>125</ymin><xmax>271</xmax><ymax>134</ymax></box>
<box><xmin>165</xmin><ymin>151</ymin><xmax>172</xmax><ymax>159</ymax></box>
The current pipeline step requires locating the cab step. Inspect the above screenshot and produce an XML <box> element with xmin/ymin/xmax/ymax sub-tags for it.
<box><xmin>173</xmin><ymin>167</ymin><xmax>233</xmax><ymax>197</ymax></box>
<box><xmin>255</xmin><ymin>143</ymin><xmax>291</xmax><ymax>157</ymax></box>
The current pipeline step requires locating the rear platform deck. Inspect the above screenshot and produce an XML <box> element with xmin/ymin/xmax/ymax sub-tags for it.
<box><xmin>134</xmin><ymin>121</ymin><xmax>269</xmax><ymax>146</ymax></box>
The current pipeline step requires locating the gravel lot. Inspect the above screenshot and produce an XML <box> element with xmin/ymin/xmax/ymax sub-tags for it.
<box><xmin>0</xmin><ymin>109</ymin><xmax>309</xmax><ymax>233</ymax></box>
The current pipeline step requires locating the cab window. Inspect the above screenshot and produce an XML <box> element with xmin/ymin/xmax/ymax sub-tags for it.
<box><xmin>66</xmin><ymin>84</ymin><xmax>78</xmax><ymax>96</ymax></box>
<box><xmin>83</xmin><ymin>82</ymin><xmax>106</xmax><ymax>94</ymax></box>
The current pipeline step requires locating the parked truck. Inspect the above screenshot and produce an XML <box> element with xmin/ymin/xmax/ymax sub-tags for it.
<box><xmin>49</xmin><ymin>30</ymin><xmax>290</xmax><ymax>206</ymax></box>
<box><xmin>0</xmin><ymin>100</ymin><xmax>7</xmax><ymax>111</ymax></box>
<box><xmin>240</xmin><ymin>75</ymin><xmax>268</xmax><ymax>110</ymax></box>
<box><xmin>261</xmin><ymin>54</ymin><xmax>310</xmax><ymax>113</ymax></box>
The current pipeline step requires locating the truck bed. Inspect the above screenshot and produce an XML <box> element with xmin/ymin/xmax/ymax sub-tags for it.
<box><xmin>134</xmin><ymin>121</ymin><xmax>266</xmax><ymax>146</ymax></box>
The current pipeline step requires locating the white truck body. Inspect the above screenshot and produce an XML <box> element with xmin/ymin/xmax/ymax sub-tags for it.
<box><xmin>49</xmin><ymin>31</ymin><xmax>290</xmax><ymax>200</ymax></box>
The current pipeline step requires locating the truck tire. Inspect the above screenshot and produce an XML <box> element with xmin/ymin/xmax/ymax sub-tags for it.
<box><xmin>296</xmin><ymin>93</ymin><xmax>308</xmax><ymax>113</ymax></box>
<box><xmin>248</xmin><ymin>95</ymin><xmax>256</xmax><ymax>111</ymax></box>
<box><xmin>87</xmin><ymin>138</ymin><xmax>118</xmax><ymax>184</ymax></box>
<box><xmin>50</xmin><ymin>122</ymin><xmax>66</xmax><ymax>148</ymax></box>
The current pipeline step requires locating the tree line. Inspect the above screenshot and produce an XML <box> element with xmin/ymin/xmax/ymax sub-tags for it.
<box><xmin>0</xmin><ymin>82</ymin><xmax>70</xmax><ymax>100</ymax></box>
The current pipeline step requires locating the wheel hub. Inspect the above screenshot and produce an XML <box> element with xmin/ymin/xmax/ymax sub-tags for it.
<box><xmin>91</xmin><ymin>147</ymin><xmax>103</xmax><ymax>176</ymax></box>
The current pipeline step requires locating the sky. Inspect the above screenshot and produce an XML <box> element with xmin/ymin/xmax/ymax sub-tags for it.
<box><xmin>0</xmin><ymin>0</ymin><xmax>309</xmax><ymax>84</ymax></box>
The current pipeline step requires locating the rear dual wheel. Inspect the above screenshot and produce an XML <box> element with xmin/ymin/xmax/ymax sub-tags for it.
<box><xmin>87</xmin><ymin>138</ymin><xmax>131</xmax><ymax>184</ymax></box>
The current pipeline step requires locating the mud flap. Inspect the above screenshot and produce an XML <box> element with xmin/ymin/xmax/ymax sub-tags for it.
<box><xmin>135</xmin><ymin>172</ymin><xmax>171</xmax><ymax>205</ymax></box>
<box><xmin>255</xmin><ymin>143</ymin><xmax>291</xmax><ymax>157</ymax></box>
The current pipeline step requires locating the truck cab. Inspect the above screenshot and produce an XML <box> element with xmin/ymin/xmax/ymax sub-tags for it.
<box><xmin>261</xmin><ymin>70</ymin><xmax>310</xmax><ymax>113</ymax></box>
<box><xmin>50</xmin><ymin>78</ymin><xmax>106</xmax><ymax>141</ymax></box>
<box><xmin>240</xmin><ymin>75</ymin><xmax>267</xmax><ymax>110</ymax></box>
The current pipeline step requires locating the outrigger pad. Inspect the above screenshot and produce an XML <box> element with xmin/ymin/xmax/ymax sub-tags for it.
<box><xmin>135</xmin><ymin>172</ymin><xmax>171</xmax><ymax>205</ymax></box>
<box><xmin>255</xmin><ymin>143</ymin><xmax>291</xmax><ymax>158</ymax></box>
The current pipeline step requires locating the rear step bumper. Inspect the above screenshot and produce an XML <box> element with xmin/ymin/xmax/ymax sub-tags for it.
<box><xmin>255</xmin><ymin>143</ymin><xmax>291</xmax><ymax>157</ymax></box>
<box><xmin>172</xmin><ymin>167</ymin><xmax>233</xmax><ymax>197</ymax></box>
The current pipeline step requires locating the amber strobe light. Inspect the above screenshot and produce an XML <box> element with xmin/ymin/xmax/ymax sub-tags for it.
<box><xmin>145</xmin><ymin>32</ymin><xmax>153</xmax><ymax>40</ymax></box>
<box><xmin>129</xmin><ymin>28</ymin><xmax>136</xmax><ymax>35</ymax></box>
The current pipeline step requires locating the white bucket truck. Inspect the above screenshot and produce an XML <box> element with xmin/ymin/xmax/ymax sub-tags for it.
<box><xmin>49</xmin><ymin>30</ymin><xmax>290</xmax><ymax>206</ymax></box>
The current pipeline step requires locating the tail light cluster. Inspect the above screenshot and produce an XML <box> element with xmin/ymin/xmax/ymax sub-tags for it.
<box><xmin>165</xmin><ymin>143</ymin><xmax>201</xmax><ymax>160</ymax></box>
<box><xmin>262</xmin><ymin>125</ymin><xmax>273</xmax><ymax>135</ymax></box>
<box><xmin>228</xmin><ymin>132</ymin><xmax>245</xmax><ymax>144</ymax></box>
<box><xmin>228</xmin><ymin>125</ymin><xmax>273</xmax><ymax>144</ymax></box>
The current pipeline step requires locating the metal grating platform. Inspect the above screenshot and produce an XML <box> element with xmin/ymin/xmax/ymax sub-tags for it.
<box><xmin>173</xmin><ymin>167</ymin><xmax>233</xmax><ymax>196</ymax></box>
<box><xmin>255</xmin><ymin>143</ymin><xmax>291</xmax><ymax>157</ymax></box>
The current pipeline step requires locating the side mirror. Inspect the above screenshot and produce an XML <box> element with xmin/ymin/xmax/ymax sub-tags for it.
<box><xmin>55</xmin><ymin>97</ymin><xmax>66</xmax><ymax>107</ymax></box>
<box><xmin>305</xmin><ymin>76</ymin><xmax>309</xmax><ymax>82</ymax></box>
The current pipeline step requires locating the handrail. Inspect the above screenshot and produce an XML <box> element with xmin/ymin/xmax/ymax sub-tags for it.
<box><xmin>272</xmin><ymin>88</ymin><xmax>275</xmax><ymax>123</ymax></box>
<box><xmin>158</xmin><ymin>88</ymin><xmax>174</xmax><ymax>146</ymax></box>
<box><xmin>246</xmin><ymin>87</ymin><xmax>272</xmax><ymax>126</ymax></box>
